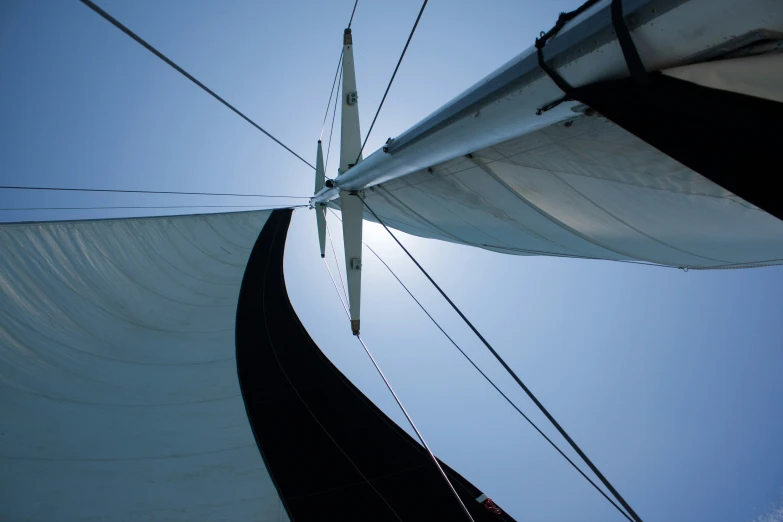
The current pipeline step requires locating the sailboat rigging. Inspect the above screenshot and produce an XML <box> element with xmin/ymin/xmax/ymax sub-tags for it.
<box><xmin>2</xmin><ymin>0</ymin><xmax>782</xmax><ymax>520</ymax></box>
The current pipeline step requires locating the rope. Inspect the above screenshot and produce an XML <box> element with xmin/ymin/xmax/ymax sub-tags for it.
<box><xmin>0</xmin><ymin>185</ymin><xmax>310</xmax><ymax>199</ymax></box>
<box><xmin>355</xmin><ymin>0</ymin><xmax>428</xmax><ymax>164</ymax></box>
<box><xmin>361</xmin><ymin>199</ymin><xmax>644</xmax><ymax>522</ymax></box>
<box><xmin>79</xmin><ymin>0</ymin><xmax>314</xmax><ymax>170</ymax></box>
<box><xmin>328</xmin><ymin>208</ymin><xmax>633</xmax><ymax>521</ymax></box>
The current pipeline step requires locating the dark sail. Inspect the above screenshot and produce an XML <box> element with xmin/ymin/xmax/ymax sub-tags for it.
<box><xmin>236</xmin><ymin>208</ymin><xmax>514</xmax><ymax>521</ymax></box>
<box><xmin>571</xmin><ymin>73</ymin><xmax>783</xmax><ymax>223</ymax></box>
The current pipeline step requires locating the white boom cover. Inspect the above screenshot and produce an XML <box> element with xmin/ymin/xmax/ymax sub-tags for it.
<box><xmin>0</xmin><ymin>211</ymin><xmax>289</xmax><ymax>521</ymax></box>
<box><xmin>362</xmin><ymin>113</ymin><xmax>783</xmax><ymax>268</ymax></box>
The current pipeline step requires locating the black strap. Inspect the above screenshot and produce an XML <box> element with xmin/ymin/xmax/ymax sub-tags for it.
<box><xmin>535</xmin><ymin>0</ymin><xmax>649</xmax><ymax>114</ymax></box>
<box><xmin>611</xmin><ymin>0</ymin><xmax>649</xmax><ymax>84</ymax></box>
<box><xmin>535</xmin><ymin>37</ymin><xmax>573</xmax><ymax>95</ymax></box>
<box><xmin>534</xmin><ymin>34</ymin><xmax>572</xmax><ymax>115</ymax></box>
<box><xmin>534</xmin><ymin>8</ymin><xmax>583</xmax><ymax>112</ymax></box>
<box><xmin>533</xmin><ymin>2</ymin><xmax>596</xmax><ymax>115</ymax></box>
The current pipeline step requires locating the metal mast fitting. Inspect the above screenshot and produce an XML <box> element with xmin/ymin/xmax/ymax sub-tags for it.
<box><xmin>339</xmin><ymin>27</ymin><xmax>364</xmax><ymax>336</ymax></box>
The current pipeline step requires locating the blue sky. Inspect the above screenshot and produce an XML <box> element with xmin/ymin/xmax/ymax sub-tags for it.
<box><xmin>2</xmin><ymin>1</ymin><xmax>783</xmax><ymax>521</ymax></box>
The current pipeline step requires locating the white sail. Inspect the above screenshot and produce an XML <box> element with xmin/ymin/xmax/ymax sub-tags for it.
<box><xmin>3</xmin><ymin>0</ymin><xmax>782</xmax><ymax>519</ymax></box>
<box><xmin>312</xmin><ymin>0</ymin><xmax>783</xmax><ymax>269</ymax></box>
<box><xmin>0</xmin><ymin>210</ymin><xmax>288</xmax><ymax>521</ymax></box>
<box><xmin>313</xmin><ymin>0</ymin><xmax>782</xmax><ymax>202</ymax></box>
<box><xmin>360</xmin><ymin>113</ymin><xmax>783</xmax><ymax>268</ymax></box>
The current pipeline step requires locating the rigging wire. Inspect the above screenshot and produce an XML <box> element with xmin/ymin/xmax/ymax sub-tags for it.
<box><xmin>347</xmin><ymin>0</ymin><xmax>360</xmax><ymax>29</ymax></box>
<box><xmin>0</xmin><ymin>185</ymin><xmax>310</xmax><ymax>199</ymax></box>
<box><xmin>323</xmin><ymin>257</ymin><xmax>351</xmax><ymax>318</ymax></box>
<box><xmin>361</xmin><ymin>199</ymin><xmax>645</xmax><ymax>522</ymax></box>
<box><xmin>320</xmin><ymin>0</ymin><xmax>359</xmax><ymax>140</ymax></box>
<box><xmin>355</xmin><ymin>334</ymin><xmax>475</xmax><ymax>522</ymax></box>
<box><xmin>325</xmin><ymin>216</ymin><xmax>349</xmax><ymax>307</ymax></box>
<box><xmin>320</xmin><ymin>221</ymin><xmax>473</xmax><ymax>521</ymax></box>
<box><xmin>0</xmin><ymin>204</ymin><xmax>306</xmax><ymax>212</ymax></box>
<box><xmin>320</xmin><ymin>49</ymin><xmax>344</xmax><ymax>140</ymax></box>
<box><xmin>355</xmin><ymin>0</ymin><xmax>428</xmax><ymax>164</ymax></box>
<box><xmin>273</xmin><ymin>253</ymin><xmax>399</xmax><ymax>521</ymax></box>
<box><xmin>324</xmin><ymin>60</ymin><xmax>343</xmax><ymax>175</ymax></box>
<box><xmin>326</xmin><ymin>210</ymin><xmax>633</xmax><ymax>521</ymax></box>
<box><xmin>79</xmin><ymin>0</ymin><xmax>314</xmax><ymax>170</ymax></box>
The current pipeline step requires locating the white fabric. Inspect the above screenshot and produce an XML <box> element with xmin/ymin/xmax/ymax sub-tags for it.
<box><xmin>664</xmin><ymin>52</ymin><xmax>783</xmax><ymax>103</ymax></box>
<box><xmin>364</xmin><ymin>116</ymin><xmax>783</xmax><ymax>268</ymax></box>
<box><xmin>0</xmin><ymin>211</ymin><xmax>289</xmax><ymax>521</ymax></box>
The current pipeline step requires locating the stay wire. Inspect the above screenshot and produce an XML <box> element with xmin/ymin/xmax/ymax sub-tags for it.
<box><xmin>80</xmin><ymin>0</ymin><xmax>314</xmax><ymax>170</ymax></box>
<box><xmin>319</xmin><ymin>220</ymin><xmax>472</xmax><ymax>521</ymax></box>
<box><xmin>355</xmin><ymin>0</ymin><xmax>428</xmax><ymax>164</ymax></box>
<box><xmin>361</xmin><ymin>199</ymin><xmax>644</xmax><ymax>522</ymax></box>
<box><xmin>355</xmin><ymin>334</ymin><xmax>475</xmax><ymax>522</ymax></box>
<box><xmin>0</xmin><ymin>185</ymin><xmax>310</xmax><ymax>199</ymax></box>
<box><xmin>325</xmin><ymin>216</ymin><xmax>349</xmax><ymax>307</ymax></box>
<box><xmin>347</xmin><ymin>0</ymin><xmax>359</xmax><ymax>29</ymax></box>
<box><xmin>320</xmin><ymin>0</ymin><xmax>358</xmax><ymax>139</ymax></box>
<box><xmin>320</xmin><ymin>49</ymin><xmax>344</xmax><ymax>139</ymax></box>
<box><xmin>328</xmin><ymin>208</ymin><xmax>632</xmax><ymax>521</ymax></box>
<box><xmin>323</xmin><ymin>257</ymin><xmax>351</xmax><ymax>318</ymax></box>
<box><xmin>1</xmin><ymin>204</ymin><xmax>306</xmax><ymax>212</ymax></box>
<box><xmin>325</xmin><ymin>60</ymin><xmax>343</xmax><ymax>174</ymax></box>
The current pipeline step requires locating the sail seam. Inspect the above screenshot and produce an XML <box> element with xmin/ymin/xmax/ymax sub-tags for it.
<box><xmin>467</xmin><ymin>155</ymin><xmax>642</xmax><ymax>261</ymax></box>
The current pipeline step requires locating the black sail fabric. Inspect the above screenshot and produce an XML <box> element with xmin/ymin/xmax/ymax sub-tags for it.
<box><xmin>236</xmin><ymin>209</ymin><xmax>515</xmax><ymax>521</ymax></box>
<box><xmin>571</xmin><ymin>73</ymin><xmax>783</xmax><ymax>223</ymax></box>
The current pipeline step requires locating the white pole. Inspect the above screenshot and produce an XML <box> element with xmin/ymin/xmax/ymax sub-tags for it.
<box><xmin>339</xmin><ymin>28</ymin><xmax>365</xmax><ymax>335</ymax></box>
